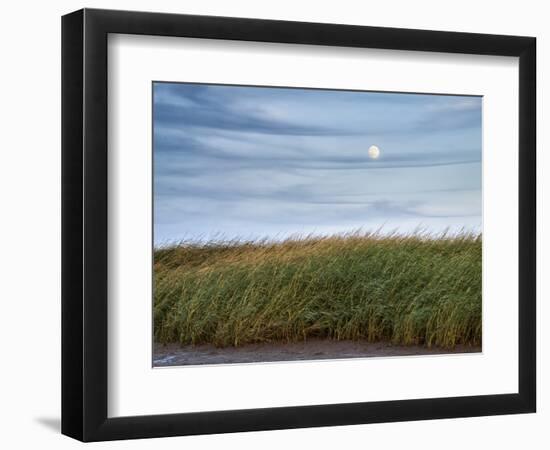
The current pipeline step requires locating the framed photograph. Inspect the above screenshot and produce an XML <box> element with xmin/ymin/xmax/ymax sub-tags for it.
<box><xmin>61</xmin><ymin>8</ymin><xmax>536</xmax><ymax>441</ymax></box>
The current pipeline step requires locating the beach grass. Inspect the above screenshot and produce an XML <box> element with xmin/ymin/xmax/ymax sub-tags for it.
<box><xmin>154</xmin><ymin>231</ymin><xmax>481</xmax><ymax>349</ymax></box>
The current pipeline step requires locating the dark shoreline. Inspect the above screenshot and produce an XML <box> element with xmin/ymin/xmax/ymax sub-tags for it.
<box><xmin>153</xmin><ymin>339</ymin><xmax>481</xmax><ymax>367</ymax></box>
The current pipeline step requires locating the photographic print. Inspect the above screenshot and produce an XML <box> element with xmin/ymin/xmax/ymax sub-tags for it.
<box><xmin>152</xmin><ymin>82</ymin><xmax>482</xmax><ymax>367</ymax></box>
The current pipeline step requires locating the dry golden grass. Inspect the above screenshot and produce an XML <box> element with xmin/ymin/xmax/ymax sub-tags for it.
<box><xmin>154</xmin><ymin>231</ymin><xmax>481</xmax><ymax>349</ymax></box>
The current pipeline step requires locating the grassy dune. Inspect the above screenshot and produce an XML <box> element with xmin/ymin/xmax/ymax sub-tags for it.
<box><xmin>154</xmin><ymin>232</ymin><xmax>481</xmax><ymax>349</ymax></box>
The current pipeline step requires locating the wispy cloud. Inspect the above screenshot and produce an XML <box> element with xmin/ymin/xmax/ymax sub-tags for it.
<box><xmin>153</xmin><ymin>82</ymin><xmax>482</xmax><ymax>244</ymax></box>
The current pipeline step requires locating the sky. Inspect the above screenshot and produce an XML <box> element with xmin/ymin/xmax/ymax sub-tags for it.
<box><xmin>153</xmin><ymin>82</ymin><xmax>482</xmax><ymax>246</ymax></box>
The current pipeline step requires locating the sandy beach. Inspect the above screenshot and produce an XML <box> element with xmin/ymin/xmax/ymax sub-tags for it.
<box><xmin>153</xmin><ymin>339</ymin><xmax>481</xmax><ymax>367</ymax></box>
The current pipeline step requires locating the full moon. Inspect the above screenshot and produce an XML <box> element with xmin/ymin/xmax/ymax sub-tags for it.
<box><xmin>368</xmin><ymin>145</ymin><xmax>380</xmax><ymax>159</ymax></box>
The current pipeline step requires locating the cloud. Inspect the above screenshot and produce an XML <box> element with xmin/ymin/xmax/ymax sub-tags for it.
<box><xmin>154</xmin><ymin>127</ymin><xmax>480</xmax><ymax>172</ymax></box>
<box><xmin>153</xmin><ymin>83</ymin><xmax>482</xmax><ymax>244</ymax></box>
<box><xmin>154</xmin><ymin>83</ymin><xmax>482</xmax><ymax>137</ymax></box>
<box><xmin>154</xmin><ymin>83</ymin><xmax>348</xmax><ymax>136</ymax></box>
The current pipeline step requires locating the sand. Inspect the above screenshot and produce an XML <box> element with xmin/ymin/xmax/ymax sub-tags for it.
<box><xmin>153</xmin><ymin>339</ymin><xmax>480</xmax><ymax>367</ymax></box>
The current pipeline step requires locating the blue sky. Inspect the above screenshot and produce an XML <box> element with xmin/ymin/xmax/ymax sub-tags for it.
<box><xmin>153</xmin><ymin>82</ymin><xmax>482</xmax><ymax>246</ymax></box>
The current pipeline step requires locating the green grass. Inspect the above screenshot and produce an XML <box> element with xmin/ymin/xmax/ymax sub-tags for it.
<box><xmin>154</xmin><ymin>231</ymin><xmax>481</xmax><ymax>349</ymax></box>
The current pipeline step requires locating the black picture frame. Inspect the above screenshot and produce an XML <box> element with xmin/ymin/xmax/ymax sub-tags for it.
<box><xmin>61</xmin><ymin>8</ymin><xmax>536</xmax><ymax>442</ymax></box>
